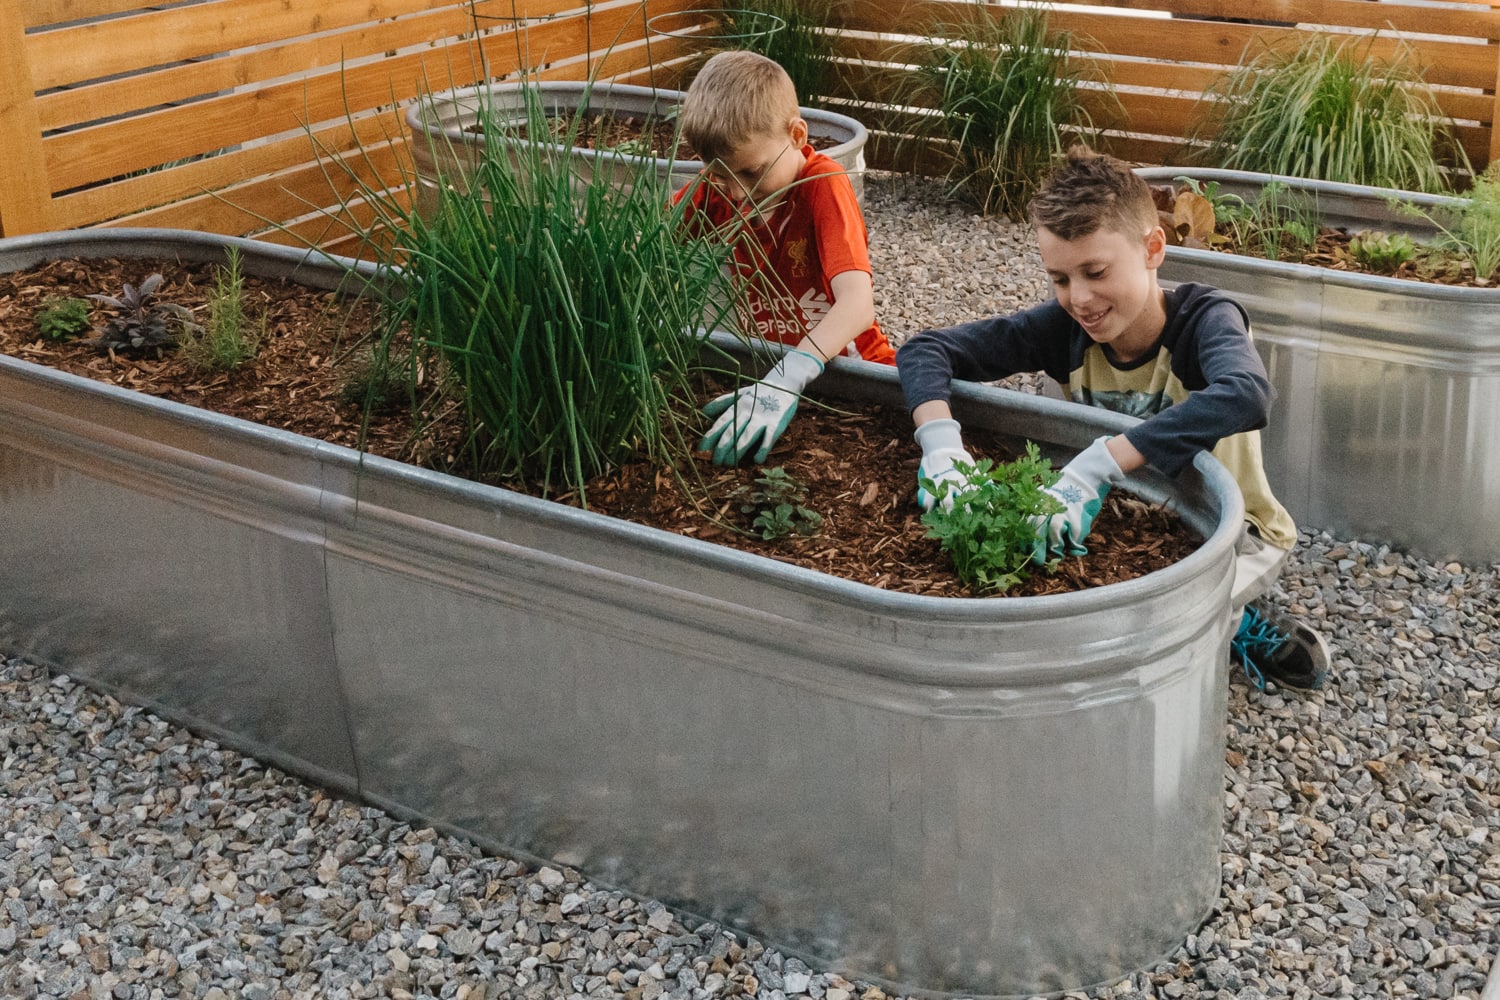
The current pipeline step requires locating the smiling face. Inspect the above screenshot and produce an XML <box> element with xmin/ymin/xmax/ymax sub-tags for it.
<box><xmin>702</xmin><ymin>119</ymin><xmax>808</xmax><ymax>218</ymax></box>
<box><xmin>1037</xmin><ymin>223</ymin><xmax>1169</xmax><ymax>363</ymax></box>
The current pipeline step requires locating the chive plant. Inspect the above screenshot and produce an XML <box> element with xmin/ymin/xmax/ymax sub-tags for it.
<box><xmin>917</xmin><ymin>6</ymin><xmax>1109</xmax><ymax>219</ymax></box>
<box><xmin>340</xmin><ymin>80</ymin><xmax>745</xmax><ymax>501</ymax></box>
<box><xmin>1203</xmin><ymin>34</ymin><xmax>1464</xmax><ymax>193</ymax></box>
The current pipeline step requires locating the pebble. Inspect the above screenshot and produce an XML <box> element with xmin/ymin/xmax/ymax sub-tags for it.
<box><xmin>0</xmin><ymin>175</ymin><xmax>1496</xmax><ymax>998</ymax></box>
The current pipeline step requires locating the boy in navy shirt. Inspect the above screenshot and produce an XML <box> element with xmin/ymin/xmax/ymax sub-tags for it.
<box><xmin>897</xmin><ymin>147</ymin><xmax>1329</xmax><ymax>691</ymax></box>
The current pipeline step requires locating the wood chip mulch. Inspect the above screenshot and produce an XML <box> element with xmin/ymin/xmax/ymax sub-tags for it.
<box><xmin>0</xmin><ymin>254</ymin><xmax>1202</xmax><ymax>599</ymax></box>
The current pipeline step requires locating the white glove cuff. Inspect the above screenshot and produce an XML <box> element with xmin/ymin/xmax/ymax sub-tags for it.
<box><xmin>764</xmin><ymin>348</ymin><xmax>825</xmax><ymax>394</ymax></box>
<box><xmin>913</xmin><ymin>417</ymin><xmax>965</xmax><ymax>457</ymax></box>
<box><xmin>1069</xmin><ymin>435</ymin><xmax>1126</xmax><ymax>487</ymax></box>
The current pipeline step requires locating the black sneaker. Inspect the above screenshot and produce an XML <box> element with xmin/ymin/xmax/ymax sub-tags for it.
<box><xmin>1231</xmin><ymin>599</ymin><xmax>1330</xmax><ymax>691</ymax></box>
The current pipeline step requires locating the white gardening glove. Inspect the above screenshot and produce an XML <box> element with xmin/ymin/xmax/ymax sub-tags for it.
<box><xmin>1030</xmin><ymin>436</ymin><xmax>1125</xmax><ymax>562</ymax></box>
<box><xmin>700</xmin><ymin>349</ymin><xmax>824</xmax><ymax>466</ymax></box>
<box><xmin>913</xmin><ymin>418</ymin><xmax>975</xmax><ymax>513</ymax></box>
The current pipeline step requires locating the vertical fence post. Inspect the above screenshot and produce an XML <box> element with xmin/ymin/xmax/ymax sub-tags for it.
<box><xmin>0</xmin><ymin>6</ymin><xmax>51</xmax><ymax>236</ymax></box>
<box><xmin>1490</xmin><ymin>13</ymin><xmax>1500</xmax><ymax>168</ymax></box>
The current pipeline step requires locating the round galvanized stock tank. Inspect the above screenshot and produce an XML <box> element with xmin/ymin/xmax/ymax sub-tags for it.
<box><xmin>403</xmin><ymin>80</ymin><xmax>870</xmax><ymax>215</ymax></box>
<box><xmin>0</xmin><ymin>229</ymin><xmax>1245</xmax><ymax>998</ymax></box>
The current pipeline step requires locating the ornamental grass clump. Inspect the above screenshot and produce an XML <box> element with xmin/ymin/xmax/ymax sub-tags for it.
<box><xmin>339</xmin><ymin>80</ymin><xmax>746</xmax><ymax>501</ymax></box>
<box><xmin>916</xmin><ymin>6</ymin><xmax>1110</xmax><ymax>219</ymax></box>
<box><xmin>1202</xmin><ymin>33</ymin><xmax>1463</xmax><ymax>193</ymax></box>
<box><xmin>726</xmin><ymin>0</ymin><xmax>841</xmax><ymax>109</ymax></box>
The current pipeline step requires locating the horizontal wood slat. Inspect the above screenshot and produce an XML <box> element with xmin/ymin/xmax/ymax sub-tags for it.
<box><xmin>2</xmin><ymin>0</ymin><xmax>1496</xmax><ymax>240</ymax></box>
<box><xmin>50</xmin><ymin>111</ymin><xmax>410</xmax><ymax>231</ymax></box>
<box><xmin>837</xmin><ymin>0</ymin><xmax>1500</xmax><ymax>44</ymax></box>
<box><xmin>40</xmin><ymin>1</ymin><xmax>655</xmax><ymax>191</ymax></box>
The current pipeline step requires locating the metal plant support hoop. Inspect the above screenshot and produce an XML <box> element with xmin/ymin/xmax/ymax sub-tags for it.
<box><xmin>646</xmin><ymin>7</ymin><xmax>786</xmax><ymax>45</ymax></box>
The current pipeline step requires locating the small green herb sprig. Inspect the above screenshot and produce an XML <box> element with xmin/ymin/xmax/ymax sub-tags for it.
<box><xmin>920</xmin><ymin>443</ymin><xmax>1064</xmax><ymax>594</ymax></box>
<box><xmin>1427</xmin><ymin>168</ymin><xmax>1500</xmax><ymax>282</ymax></box>
<box><xmin>34</xmin><ymin>297</ymin><xmax>92</xmax><ymax>341</ymax></box>
<box><xmin>85</xmin><ymin>273</ymin><xmax>199</xmax><ymax>355</ymax></box>
<box><xmin>178</xmin><ymin>246</ymin><xmax>262</xmax><ymax>371</ymax></box>
<box><xmin>729</xmin><ymin>467</ymin><xmax>823</xmax><ymax>541</ymax></box>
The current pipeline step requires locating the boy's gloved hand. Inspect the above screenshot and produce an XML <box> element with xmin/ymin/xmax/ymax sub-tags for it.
<box><xmin>700</xmin><ymin>349</ymin><xmax>824</xmax><ymax>466</ymax></box>
<box><xmin>913</xmin><ymin>418</ymin><xmax>975</xmax><ymax>513</ymax></box>
<box><xmin>1030</xmin><ymin>436</ymin><xmax>1125</xmax><ymax>561</ymax></box>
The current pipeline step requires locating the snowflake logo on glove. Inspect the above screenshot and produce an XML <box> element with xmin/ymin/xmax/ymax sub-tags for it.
<box><xmin>1055</xmin><ymin>484</ymin><xmax>1086</xmax><ymax>504</ymax></box>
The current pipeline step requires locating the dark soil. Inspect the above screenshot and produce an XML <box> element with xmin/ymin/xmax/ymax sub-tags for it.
<box><xmin>1150</xmin><ymin>182</ymin><xmax>1495</xmax><ymax>287</ymax></box>
<box><xmin>0</xmin><ymin>255</ymin><xmax>1202</xmax><ymax>599</ymax></box>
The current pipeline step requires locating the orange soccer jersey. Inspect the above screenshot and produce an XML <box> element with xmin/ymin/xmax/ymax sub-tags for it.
<box><xmin>674</xmin><ymin>146</ymin><xmax>895</xmax><ymax>365</ymax></box>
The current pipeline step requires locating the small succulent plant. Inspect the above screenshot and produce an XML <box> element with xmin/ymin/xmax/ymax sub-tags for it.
<box><xmin>1348</xmin><ymin>230</ymin><xmax>1417</xmax><ymax>273</ymax></box>
<box><xmin>86</xmin><ymin>273</ymin><xmax>199</xmax><ymax>355</ymax></box>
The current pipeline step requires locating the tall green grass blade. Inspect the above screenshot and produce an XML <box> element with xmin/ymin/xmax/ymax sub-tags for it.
<box><xmin>1202</xmin><ymin>32</ymin><xmax>1468</xmax><ymax>193</ymax></box>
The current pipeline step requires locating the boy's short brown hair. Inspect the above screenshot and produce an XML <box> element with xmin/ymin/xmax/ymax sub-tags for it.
<box><xmin>680</xmin><ymin>50</ymin><xmax>800</xmax><ymax>164</ymax></box>
<box><xmin>1027</xmin><ymin>146</ymin><xmax>1157</xmax><ymax>241</ymax></box>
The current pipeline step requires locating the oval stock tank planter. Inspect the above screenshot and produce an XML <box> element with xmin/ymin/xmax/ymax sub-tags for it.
<box><xmin>1137</xmin><ymin>166</ymin><xmax>1500</xmax><ymax>565</ymax></box>
<box><xmin>404</xmin><ymin>80</ymin><xmax>869</xmax><ymax>213</ymax></box>
<box><xmin>0</xmin><ymin>229</ymin><xmax>1244</xmax><ymax>998</ymax></box>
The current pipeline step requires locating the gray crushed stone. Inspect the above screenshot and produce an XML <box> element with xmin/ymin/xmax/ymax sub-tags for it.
<box><xmin>1</xmin><ymin>173</ymin><xmax>1497</xmax><ymax>1000</ymax></box>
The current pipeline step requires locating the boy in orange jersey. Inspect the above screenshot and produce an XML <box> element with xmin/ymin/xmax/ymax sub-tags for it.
<box><xmin>673</xmin><ymin>50</ymin><xmax>894</xmax><ymax>466</ymax></box>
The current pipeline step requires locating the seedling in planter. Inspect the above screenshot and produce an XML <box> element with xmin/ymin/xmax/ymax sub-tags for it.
<box><xmin>338</xmin><ymin>345</ymin><xmax>419</xmax><ymax>414</ymax></box>
<box><xmin>178</xmin><ymin>246</ymin><xmax>262</xmax><ymax>371</ymax></box>
<box><xmin>34</xmin><ymin>297</ymin><xmax>92</xmax><ymax>341</ymax></box>
<box><xmin>921</xmin><ymin>444</ymin><xmax>1064</xmax><ymax>594</ymax></box>
<box><xmin>1409</xmin><ymin>168</ymin><xmax>1500</xmax><ymax>282</ymax></box>
<box><xmin>1348</xmin><ymin>231</ymin><xmax>1417</xmax><ymax>273</ymax></box>
<box><xmin>729</xmin><ymin>466</ymin><xmax>823</xmax><ymax>540</ymax></box>
<box><xmin>86</xmin><ymin>273</ymin><xmax>199</xmax><ymax>356</ymax></box>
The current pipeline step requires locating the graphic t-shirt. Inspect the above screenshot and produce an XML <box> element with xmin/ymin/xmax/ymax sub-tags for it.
<box><xmin>674</xmin><ymin>146</ymin><xmax>895</xmax><ymax>365</ymax></box>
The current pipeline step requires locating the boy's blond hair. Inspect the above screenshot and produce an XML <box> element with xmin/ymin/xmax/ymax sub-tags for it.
<box><xmin>680</xmin><ymin>50</ymin><xmax>800</xmax><ymax>164</ymax></box>
<box><xmin>1027</xmin><ymin>146</ymin><xmax>1157</xmax><ymax>241</ymax></box>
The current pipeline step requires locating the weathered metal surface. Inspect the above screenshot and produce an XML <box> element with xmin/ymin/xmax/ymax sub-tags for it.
<box><xmin>405</xmin><ymin>80</ymin><xmax>870</xmax><ymax>212</ymax></box>
<box><xmin>0</xmin><ymin>229</ymin><xmax>1243</xmax><ymax>998</ymax></box>
<box><xmin>0</xmin><ymin>230</ymin><xmax>372</xmax><ymax>791</ymax></box>
<box><xmin>1138</xmin><ymin>167</ymin><xmax>1500</xmax><ymax>564</ymax></box>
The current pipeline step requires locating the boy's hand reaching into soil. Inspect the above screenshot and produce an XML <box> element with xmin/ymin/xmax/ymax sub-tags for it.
<box><xmin>1029</xmin><ymin>436</ymin><xmax>1126</xmax><ymax>561</ymax></box>
<box><xmin>700</xmin><ymin>349</ymin><xmax>824</xmax><ymax>465</ymax></box>
<box><xmin>913</xmin><ymin>417</ymin><xmax>975</xmax><ymax>513</ymax></box>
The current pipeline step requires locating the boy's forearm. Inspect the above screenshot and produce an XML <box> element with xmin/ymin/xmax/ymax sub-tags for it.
<box><xmin>793</xmin><ymin>269</ymin><xmax>874</xmax><ymax>364</ymax></box>
<box><xmin>911</xmin><ymin>400</ymin><xmax>953</xmax><ymax>426</ymax></box>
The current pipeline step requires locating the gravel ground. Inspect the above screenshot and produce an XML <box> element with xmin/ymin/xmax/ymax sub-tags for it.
<box><xmin>2</xmin><ymin>173</ymin><xmax>1498</xmax><ymax>1000</ymax></box>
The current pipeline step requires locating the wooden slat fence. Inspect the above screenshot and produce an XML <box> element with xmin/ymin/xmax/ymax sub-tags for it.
<box><xmin>1</xmin><ymin>0</ymin><xmax>1496</xmax><ymax>244</ymax></box>
<box><xmin>0</xmin><ymin>0</ymin><xmax>700</xmax><ymax>249</ymax></box>
<box><xmin>824</xmin><ymin>0</ymin><xmax>1499</xmax><ymax>178</ymax></box>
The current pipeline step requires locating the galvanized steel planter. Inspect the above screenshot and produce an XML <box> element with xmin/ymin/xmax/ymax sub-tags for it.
<box><xmin>0</xmin><ymin>229</ymin><xmax>1244</xmax><ymax>999</ymax></box>
<box><xmin>405</xmin><ymin>81</ymin><xmax>870</xmax><ymax>212</ymax></box>
<box><xmin>1137</xmin><ymin>167</ymin><xmax>1500</xmax><ymax>565</ymax></box>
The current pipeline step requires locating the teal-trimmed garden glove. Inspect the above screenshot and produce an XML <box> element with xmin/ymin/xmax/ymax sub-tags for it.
<box><xmin>700</xmin><ymin>348</ymin><xmax>824</xmax><ymax>466</ymax></box>
<box><xmin>1030</xmin><ymin>435</ymin><xmax>1125</xmax><ymax>562</ymax></box>
<box><xmin>913</xmin><ymin>417</ymin><xmax>975</xmax><ymax>513</ymax></box>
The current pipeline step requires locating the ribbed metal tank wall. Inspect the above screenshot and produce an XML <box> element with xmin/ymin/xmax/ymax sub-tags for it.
<box><xmin>0</xmin><ymin>231</ymin><xmax>1243</xmax><ymax>998</ymax></box>
<box><xmin>404</xmin><ymin>81</ymin><xmax>870</xmax><ymax>213</ymax></box>
<box><xmin>1137</xmin><ymin>168</ymin><xmax>1500</xmax><ymax>565</ymax></box>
